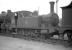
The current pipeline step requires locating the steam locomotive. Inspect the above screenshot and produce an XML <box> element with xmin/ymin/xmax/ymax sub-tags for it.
<box><xmin>0</xmin><ymin>1</ymin><xmax>59</xmax><ymax>39</ymax></box>
<box><xmin>0</xmin><ymin>1</ymin><xmax>72</xmax><ymax>42</ymax></box>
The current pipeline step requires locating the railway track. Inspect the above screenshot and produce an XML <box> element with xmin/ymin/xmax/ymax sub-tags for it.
<box><xmin>0</xmin><ymin>32</ymin><xmax>71</xmax><ymax>48</ymax></box>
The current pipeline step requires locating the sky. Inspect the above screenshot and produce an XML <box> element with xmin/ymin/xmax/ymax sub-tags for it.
<box><xmin>0</xmin><ymin>0</ymin><xmax>71</xmax><ymax>18</ymax></box>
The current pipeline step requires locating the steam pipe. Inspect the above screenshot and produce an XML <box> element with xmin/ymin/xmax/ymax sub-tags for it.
<box><xmin>56</xmin><ymin>0</ymin><xmax>59</xmax><ymax>14</ymax></box>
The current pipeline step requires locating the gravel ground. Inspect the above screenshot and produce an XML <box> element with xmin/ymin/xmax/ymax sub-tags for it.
<box><xmin>0</xmin><ymin>36</ymin><xmax>72</xmax><ymax>50</ymax></box>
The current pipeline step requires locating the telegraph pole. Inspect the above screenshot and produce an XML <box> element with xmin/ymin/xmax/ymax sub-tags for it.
<box><xmin>56</xmin><ymin>0</ymin><xmax>59</xmax><ymax>14</ymax></box>
<box><xmin>37</xmin><ymin>6</ymin><xmax>40</xmax><ymax>14</ymax></box>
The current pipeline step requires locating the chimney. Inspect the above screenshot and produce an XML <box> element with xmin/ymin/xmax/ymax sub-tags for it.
<box><xmin>49</xmin><ymin>1</ymin><xmax>55</xmax><ymax>13</ymax></box>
